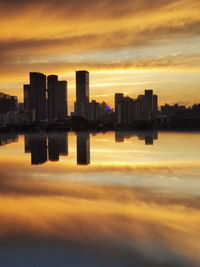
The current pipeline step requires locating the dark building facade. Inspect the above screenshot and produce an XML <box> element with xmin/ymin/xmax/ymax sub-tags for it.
<box><xmin>115</xmin><ymin>93</ymin><xmax>124</xmax><ymax>114</ymax></box>
<box><xmin>28</xmin><ymin>72</ymin><xmax>47</xmax><ymax>122</ymax></box>
<box><xmin>0</xmin><ymin>92</ymin><xmax>18</xmax><ymax>113</ymax></box>
<box><xmin>161</xmin><ymin>104</ymin><xmax>186</xmax><ymax>117</ymax></box>
<box><xmin>47</xmin><ymin>75</ymin><xmax>67</xmax><ymax>121</ymax></box>
<box><xmin>116</xmin><ymin>90</ymin><xmax>158</xmax><ymax>124</ymax></box>
<box><xmin>117</xmin><ymin>97</ymin><xmax>138</xmax><ymax>124</ymax></box>
<box><xmin>75</xmin><ymin>70</ymin><xmax>89</xmax><ymax>118</ymax></box>
<box><xmin>89</xmin><ymin>100</ymin><xmax>101</xmax><ymax>121</ymax></box>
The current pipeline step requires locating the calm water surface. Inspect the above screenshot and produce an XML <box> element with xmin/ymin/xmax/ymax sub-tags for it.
<box><xmin>0</xmin><ymin>131</ymin><xmax>200</xmax><ymax>267</ymax></box>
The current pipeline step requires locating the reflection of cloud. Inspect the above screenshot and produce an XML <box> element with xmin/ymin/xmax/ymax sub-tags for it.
<box><xmin>0</xmin><ymin>166</ymin><xmax>200</xmax><ymax>209</ymax></box>
<box><xmin>0</xmin><ymin>179</ymin><xmax>200</xmax><ymax>266</ymax></box>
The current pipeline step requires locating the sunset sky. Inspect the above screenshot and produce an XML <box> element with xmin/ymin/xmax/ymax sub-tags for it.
<box><xmin>0</xmin><ymin>0</ymin><xmax>200</xmax><ymax>110</ymax></box>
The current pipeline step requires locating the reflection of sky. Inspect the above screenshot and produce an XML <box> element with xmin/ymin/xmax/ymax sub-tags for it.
<box><xmin>0</xmin><ymin>132</ymin><xmax>200</xmax><ymax>266</ymax></box>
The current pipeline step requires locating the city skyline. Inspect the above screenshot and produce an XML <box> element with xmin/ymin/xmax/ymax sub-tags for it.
<box><xmin>1</xmin><ymin>70</ymin><xmax>199</xmax><ymax>111</ymax></box>
<box><xmin>1</xmin><ymin>1</ymin><xmax>200</xmax><ymax>266</ymax></box>
<box><xmin>0</xmin><ymin>0</ymin><xmax>200</xmax><ymax>109</ymax></box>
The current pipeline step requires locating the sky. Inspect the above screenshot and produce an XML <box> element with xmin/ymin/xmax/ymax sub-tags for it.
<box><xmin>0</xmin><ymin>0</ymin><xmax>200</xmax><ymax>110</ymax></box>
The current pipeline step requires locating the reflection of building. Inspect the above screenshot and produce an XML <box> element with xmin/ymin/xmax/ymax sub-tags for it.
<box><xmin>74</xmin><ymin>71</ymin><xmax>89</xmax><ymax>118</ymax></box>
<box><xmin>28</xmin><ymin>134</ymin><xmax>48</xmax><ymax>165</ymax></box>
<box><xmin>48</xmin><ymin>132</ymin><xmax>68</xmax><ymax>161</ymax></box>
<box><xmin>48</xmin><ymin>135</ymin><xmax>59</xmax><ymax>161</ymax></box>
<box><xmin>25</xmin><ymin>133</ymin><xmax>68</xmax><ymax>165</ymax></box>
<box><xmin>115</xmin><ymin>131</ymin><xmax>158</xmax><ymax>145</ymax></box>
<box><xmin>138</xmin><ymin>131</ymin><xmax>158</xmax><ymax>145</ymax></box>
<box><xmin>115</xmin><ymin>132</ymin><xmax>125</xmax><ymax>142</ymax></box>
<box><xmin>77</xmin><ymin>132</ymin><xmax>90</xmax><ymax>165</ymax></box>
<box><xmin>0</xmin><ymin>133</ymin><xmax>18</xmax><ymax>146</ymax></box>
<box><xmin>24</xmin><ymin>134</ymin><xmax>31</xmax><ymax>153</ymax></box>
<box><xmin>47</xmin><ymin>75</ymin><xmax>68</xmax><ymax>121</ymax></box>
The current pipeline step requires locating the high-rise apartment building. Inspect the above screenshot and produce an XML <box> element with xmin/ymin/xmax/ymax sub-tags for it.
<box><xmin>29</xmin><ymin>72</ymin><xmax>47</xmax><ymax>122</ymax></box>
<box><xmin>75</xmin><ymin>70</ymin><xmax>89</xmax><ymax>118</ymax></box>
<box><xmin>47</xmin><ymin>75</ymin><xmax>67</xmax><ymax>121</ymax></box>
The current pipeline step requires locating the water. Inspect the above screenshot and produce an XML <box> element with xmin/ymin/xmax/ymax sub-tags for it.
<box><xmin>0</xmin><ymin>131</ymin><xmax>200</xmax><ymax>267</ymax></box>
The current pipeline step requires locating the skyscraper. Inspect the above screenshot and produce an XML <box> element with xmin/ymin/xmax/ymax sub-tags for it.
<box><xmin>47</xmin><ymin>75</ymin><xmax>67</xmax><ymax>121</ymax></box>
<box><xmin>115</xmin><ymin>93</ymin><xmax>124</xmax><ymax>113</ymax></box>
<box><xmin>75</xmin><ymin>70</ymin><xmax>89</xmax><ymax>118</ymax></box>
<box><xmin>29</xmin><ymin>72</ymin><xmax>47</xmax><ymax>122</ymax></box>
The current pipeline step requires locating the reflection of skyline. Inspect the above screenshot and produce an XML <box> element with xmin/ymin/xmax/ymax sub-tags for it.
<box><xmin>0</xmin><ymin>133</ymin><xmax>18</xmax><ymax>146</ymax></box>
<box><xmin>1</xmin><ymin>131</ymin><xmax>200</xmax><ymax>267</ymax></box>
<box><xmin>115</xmin><ymin>131</ymin><xmax>158</xmax><ymax>145</ymax></box>
<box><xmin>0</xmin><ymin>130</ymin><xmax>158</xmax><ymax>165</ymax></box>
<box><xmin>48</xmin><ymin>132</ymin><xmax>68</xmax><ymax>162</ymax></box>
<box><xmin>29</xmin><ymin>134</ymin><xmax>47</xmax><ymax>165</ymax></box>
<box><xmin>77</xmin><ymin>132</ymin><xmax>90</xmax><ymax>165</ymax></box>
<box><xmin>24</xmin><ymin>133</ymin><xmax>68</xmax><ymax>165</ymax></box>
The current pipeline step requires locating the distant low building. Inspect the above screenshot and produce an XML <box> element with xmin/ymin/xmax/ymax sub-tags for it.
<box><xmin>161</xmin><ymin>104</ymin><xmax>186</xmax><ymax>117</ymax></box>
<box><xmin>0</xmin><ymin>92</ymin><xmax>19</xmax><ymax>126</ymax></box>
<box><xmin>116</xmin><ymin>89</ymin><xmax>158</xmax><ymax>124</ymax></box>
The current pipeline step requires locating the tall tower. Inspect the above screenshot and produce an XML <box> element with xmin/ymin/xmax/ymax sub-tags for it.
<box><xmin>75</xmin><ymin>70</ymin><xmax>89</xmax><ymax>118</ymax></box>
<box><xmin>144</xmin><ymin>89</ymin><xmax>153</xmax><ymax>121</ymax></box>
<box><xmin>47</xmin><ymin>75</ymin><xmax>58</xmax><ymax>121</ymax></box>
<box><xmin>29</xmin><ymin>72</ymin><xmax>47</xmax><ymax>122</ymax></box>
<box><xmin>115</xmin><ymin>93</ymin><xmax>124</xmax><ymax>112</ymax></box>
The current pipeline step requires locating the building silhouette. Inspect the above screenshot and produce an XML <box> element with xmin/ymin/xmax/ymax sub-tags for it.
<box><xmin>115</xmin><ymin>93</ymin><xmax>124</xmax><ymax>120</ymax></box>
<box><xmin>26</xmin><ymin>72</ymin><xmax>47</xmax><ymax>122</ymax></box>
<box><xmin>77</xmin><ymin>132</ymin><xmax>90</xmax><ymax>165</ymax></box>
<box><xmin>74</xmin><ymin>70</ymin><xmax>89</xmax><ymax>119</ymax></box>
<box><xmin>0</xmin><ymin>93</ymin><xmax>18</xmax><ymax>113</ymax></box>
<box><xmin>47</xmin><ymin>75</ymin><xmax>67</xmax><ymax>121</ymax></box>
<box><xmin>89</xmin><ymin>100</ymin><xmax>101</xmax><ymax>121</ymax></box>
<box><xmin>116</xmin><ymin>90</ymin><xmax>158</xmax><ymax>124</ymax></box>
<box><xmin>0</xmin><ymin>92</ymin><xmax>18</xmax><ymax>125</ymax></box>
<box><xmin>117</xmin><ymin>97</ymin><xmax>138</xmax><ymax>124</ymax></box>
<box><xmin>161</xmin><ymin>103</ymin><xmax>186</xmax><ymax>117</ymax></box>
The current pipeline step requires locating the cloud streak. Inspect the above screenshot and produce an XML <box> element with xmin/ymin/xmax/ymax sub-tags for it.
<box><xmin>0</xmin><ymin>0</ymin><xmax>200</xmax><ymax>103</ymax></box>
